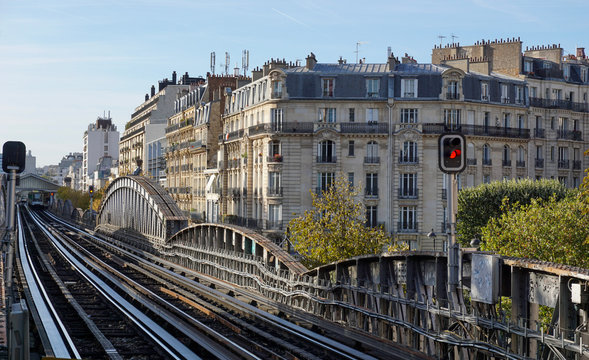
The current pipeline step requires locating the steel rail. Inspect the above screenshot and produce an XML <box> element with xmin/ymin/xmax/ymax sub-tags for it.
<box><xmin>28</xmin><ymin>210</ymin><xmax>200</xmax><ymax>360</ymax></box>
<box><xmin>46</xmin><ymin>211</ymin><xmax>379</xmax><ymax>360</ymax></box>
<box><xmin>16</xmin><ymin>209</ymin><xmax>80</xmax><ymax>359</ymax></box>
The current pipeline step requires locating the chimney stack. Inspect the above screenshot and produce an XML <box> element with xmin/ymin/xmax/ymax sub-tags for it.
<box><xmin>145</xmin><ymin>94</ymin><xmax>149</xmax><ymax>101</ymax></box>
<box><xmin>306</xmin><ymin>52</ymin><xmax>317</xmax><ymax>70</ymax></box>
<box><xmin>150</xmin><ymin>85</ymin><xmax>155</xmax><ymax>97</ymax></box>
<box><xmin>172</xmin><ymin>71</ymin><xmax>177</xmax><ymax>84</ymax></box>
<box><xmin>577</xmin><ymin>47</ymin><xmax>586</xmax><ymax>59</ymax></box>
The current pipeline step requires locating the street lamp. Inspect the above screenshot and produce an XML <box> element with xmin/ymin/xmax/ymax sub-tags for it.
<box><xmin>470</xmin><ymin>235</ymin><xmax>481</xmax><ymax>249</ymax></box>
<box><xmin>427</xmin><ymin>228</ymin><xmax>437</xmax><ymax>252</ymax></box>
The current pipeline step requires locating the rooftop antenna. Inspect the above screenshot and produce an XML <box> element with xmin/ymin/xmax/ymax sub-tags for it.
<box><xmin>225</xmin><ymin>52</ymin><xmax>230</xmax><ymax>76</ymax></box>
<box><xmin>387</xmin><ymin>46</ymin><xmax>392</xmax><ymax>58</ymax></box>
<box><xmin>451</xmin><ymin>33</ymin><xmax>459</xmax><ymax>43</ymax></box>
<box><xmin>355</xmin><ymin>41</ymin><xmax>367</xmax><ymax>64</ymax></box>
<box><xmin>437</xmin><ymin>35</ymin><xmax>446</xmax><ymax>47</ymax></box>
<box><xmin>234</xmin><ymin>63</ymin><xmax>240</xmax><ymax>77</ymax></box>
<box><xmin>242</xmin><ymin>50</ymin><xmax>249</xmax><ymax>76</ymax></box>
<box><xmin>210</xmin><ymin>52</ymin><xmax>216</xmax><ymax>75</ymax></box>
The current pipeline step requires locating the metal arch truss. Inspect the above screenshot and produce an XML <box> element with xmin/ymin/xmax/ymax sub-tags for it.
<box><xmin>96</xmin><ymin>176</ymin><xmax>188</xmax><ymax>245</ymax></box>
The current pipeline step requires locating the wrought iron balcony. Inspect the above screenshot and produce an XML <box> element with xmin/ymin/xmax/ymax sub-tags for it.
<box><xmin>482</xmin><ymin>159</ymin><xmax>492</xmax><ymax>166</ymax></box>
<box><xmin>558</xmin><ymin>160</ymin><xmax>570</xmax><ymax>169</ymax></box>
<box><xmin>316</xmin><ymin>155</ymin><xmax>337</xmax><ymax>163</ymax></box>
<box><xmin>398</xmin><ymin>189</ymin><xmax>418</xmax><ymax>199</ymax></box>
<box><xmin>364</xmin><ymin>187</ymin><xmax>379</xmax><ymax>198</ymax></box>
<box><xmin>535</xmin><ymin>158</ymin><xmax>544</xmax><ymax>168</ymax></box>
<box><xmin>340</xmin><ymin>122</ymin><xmax>388</xmax><ymax>134</ymax></box>
<box><xmin>516</xmin><ymin>160</ymin><xmax>526</xmax><ymax>168</ymax></box>
<box><xmin>573</xmin><ymin>160</ymin><xmax>582</xmax><ymax>170</ymax></box>
<box><xmin>423</xmin><ymin>123</ymin><xmax>530</xmax><ymax>139</ymax></box>
<box><xmin>502</xmin><ymin>160</ymin><xmax>512</xmax><ymax>167</ymax></box>
<box><xmin>399</xmin><ymin>155</ymin><xmax>419</xmax><ymax>164</ymax></box>
<box><xmin>267</xmin><ymin>187</ymin><xmax>283</xmax><ymax>197</ymax></box>
<box><xmin>529</xmin><ymin>97</ymin><xmax>589</xmax><ymax>113</ymax></box>
<box><xmin>397</xmin><ymin>222</ymin><xmax>418</xmax><ymax>233</ymax></box>
<box><xmin>446</xmin><ymin>92</ymin><xmax>459</xmax><ymax>100</ymax></box>
<box><xmin>268</xmin><ymin>154</ymin><xmax>283</xmax><ymax>163</ymax></box>
<box><xmin>364</xmin><ymin>156</ymin><xmax>380</xmax><ymax>164</ymax></box>
<box><xmin>534</xmin><ymin>128</ymin><xmax>545</xmax><ymax>138</ymax></box>
<box><xmin>557</xmin><ymin>129</ymin><xmax>583</xmax><ymax>141</ymax></box>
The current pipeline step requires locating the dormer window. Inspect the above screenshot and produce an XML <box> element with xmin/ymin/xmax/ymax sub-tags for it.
<box><xmin>322</xmin><ymin>78</ymin><xmax>334</xmax><ymax>97</ymax></box>
<box><xmin>501</xmin><ymin>84</ymin><xmax>510</xmax><ymax>103</ymax></box>
<box><xmin>563</xmin><ymin>65</ymin><xmax>570</xmax><ymax>80</ymax></box>
<box><xmin>447</xmin><ymin>80</ymin><xmax>459</xmax><ymax>100</ymax></box>
<box><xmin>401</xmin><ymin>78</ymin><xmax>417</xmax><ymax>98</ymax></box>
<box><xmin>524</xmin><ymin>61</ymin><xmax>533</xmax><ymax>73</ymax></box>
<box><xmin>515</xmin><ymin>86</ymin><xmax>524</xmax><ymax>105</ymax></box>
<box><xmin>366</xmin><ymin>78</ymin><xmax>380</xmax><ymax>97</ymax></box>
<box><xmin>271</xmin><ymin>80</ymin><xmax>282</xmax><ymax>99</ymax></box>
<box><xmin>481</xmin><ymin>82</ymin><xmax>489</xmax><ymax>101</ymax></box>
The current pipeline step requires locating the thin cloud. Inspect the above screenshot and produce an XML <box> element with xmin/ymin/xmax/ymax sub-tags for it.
<box><xmin>271</xmin><ymin>8</ymin><xmax>311</xmax><ymax>29</ymax></box>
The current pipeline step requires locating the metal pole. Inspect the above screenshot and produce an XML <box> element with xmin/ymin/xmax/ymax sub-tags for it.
<box><xmin>447</xmin><ymin>173</ymin><xmax>459</xmax><ymax>307</ymax></box>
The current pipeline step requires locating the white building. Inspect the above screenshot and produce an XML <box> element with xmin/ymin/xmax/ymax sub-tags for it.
<box><xmin>83</xmin><ymin>115</ymin><xmax>119</xmax><ymax>191</ymax></box>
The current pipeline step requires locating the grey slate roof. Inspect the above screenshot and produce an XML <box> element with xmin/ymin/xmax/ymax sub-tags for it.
<box><xmin>394</xmin><ymin>63</ymin><xmax>448</xmax><ymax>74</ymax></box>
<box><xmin>287</xmin><ymin>63</ymin><xmax>390</xmax><ymax>74</ymax></box>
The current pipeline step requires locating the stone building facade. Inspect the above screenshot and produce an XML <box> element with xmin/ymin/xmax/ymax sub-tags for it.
<box><xmin>211</xmin><ymin>42</ymin><xmax>588</xmax><ymax>248</ymax></box>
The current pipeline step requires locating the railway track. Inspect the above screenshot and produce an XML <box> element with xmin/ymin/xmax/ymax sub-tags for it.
<box><xmin>37</xmin><ymin>209</ymin><xmax>385</xmax><ymax>359</ymax></box>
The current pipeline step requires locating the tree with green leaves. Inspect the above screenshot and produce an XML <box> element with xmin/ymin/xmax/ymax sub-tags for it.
<box><xmin>481</xmin><ymin>194</ymin><xmax>589</xmax><ymax>268</ymax></box>
<box><xmin>56</xmin><ymin>187</ymin><xmax>90</xmax><ymax>210</ymax></box>
<box><xmin>288</xmin><ymin>175</ymin><xmax>404</xmax><ymax>269</ymax></box>
<box><xmin>457</xmin><ymin>178</ymin><xmax>569</xmax><ymax>246</ymax></box>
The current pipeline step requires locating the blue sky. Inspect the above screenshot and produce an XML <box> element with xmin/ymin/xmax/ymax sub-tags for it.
<box><xmin>1</xmin><ymin>0</ymin><xmax>587</xmax><ymax>166</ymax></box>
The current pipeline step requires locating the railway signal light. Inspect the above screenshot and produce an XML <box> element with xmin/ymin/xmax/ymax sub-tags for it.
<box><xmin>438</xmin><ymin>133</ymin><xmax>466</xmax><ymax>174</ymax></box>
<box><xmin>88</xmin><ymin>185</ymin><xmax>94</xmax><ymax>195</ymax></box>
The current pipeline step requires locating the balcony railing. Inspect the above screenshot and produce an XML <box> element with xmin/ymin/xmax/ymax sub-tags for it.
<box><xmin>502</xmin><ymin>159</ymin><xmax>512</xmax><ymax>167</ymax></box>
<box><xmin>558</xmin><ymin>160</ymin><xmax>570</xmax><ymax>169</ymax></box>
<box><xmin>316</xmin><ymin>155</ymin><xmax>337</xmax><ymax>163</ymax></box>
<box><xmin>340</xmin><ymin>122</ymin><xmax>388</xmax><ymax>134</ymax></box>
<box><xmin>529</xmin><ymin>97</ymin><xmax>589</xmax><ymax>113</ymax></box>
<box><xmin>267</xmin><ymin>154</ymin><xmax>283</xmax><ymax>163</ymax></box>
<box><xmin>398</xmin><ymin>189</ymin><xmax>419</xmax><ymax>199</ymax></box>
<box><xmin>423</xmin><ymin>123</ymin><xmax>530</xmax><ymax>139</ymax></box>
<box><xmin>534</xmin><ymin>128</ymin><xmax>546</xmax><ymax>138</ymax></box>
<box><xmin>397</xmin><ymin>222</ymin><xmax>418</xmax><ymax>233</ymax></box>
<box><xmin>535</xmin><ymin>158</ymin><xmax>544</xmax><ymax>168</ymax></box>
<box><xmin>165</xmin><ymin>118</ymin><xmax>194</xmax><ymax>134</ymax></box>
<box><xmin>467</xmin><ymin>158</ymin><xmax>477</xmax><ymax>166</ymax></box>
<box><xmin>267</xmin><ymin>187</ymin><xmax>283</xmax><ymax>197</ymax></box>
<box><xmin>364</xmin><ymin>156</ymin><xmax>380</xmax><ymax>164</ymax></box>
<box><xmin>446</xmin><ymin>92</ymin><xmax>459</xmax><ymax>100</ymax></box>
<box><xmin>483</xmin><ymin>159</ymin><xmax>492</xmax><ymax>166</ymax></box>
<box><xmin>516</xmin><ymin>160</ymin><xmax>526</xmax><ymax>168</ymax></box>
<box><xmin>364</xmin><ymin>188</ymin><xmax>379</xmax><ymax>198</ymax></box>
<box><xmin>399</xmin><ymin>155</ymin><xmax>419</xmax><ymax>164</ymax></box>
<box><xmin>557</xmin><ymin>129</ymin><xmax>583</xmax><ymax>141</ymax></box>
<box><xmin>573</xmin><ymin>160</ymin><xmax>582</xmax><ymax>170</ymax></box>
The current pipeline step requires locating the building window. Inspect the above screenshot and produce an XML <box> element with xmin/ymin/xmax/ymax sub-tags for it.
<box><xmin>268</xmin><ymin>204</ymin><xmax>282</xmax><ymax>228</ymax></box>
<box><xmin>400</xmin><ymin>173</ymin><xmax>417</xmax><ymax>198</ymax></box>
<box><xmin>271</xmin><ymin>108</ymin><xmax>283</xmax><ymax>130</ymax></box>
<box><xmin>317</xmin><ymin>140</ymin><xmax>336</xmax><ymax>163</ymax></box>
<box><xmin>401</xmin><ymin>78</ymin><xmax>417</xmax><ymax>98</ymax></box>
<box><xmin>517</xmin><ymin>114</ymin><xmax>524</xmax><ymax>129</ymax></box>
<box><xmin>366</xmin><ymin>78</ymin><xmax>380</xmax><ymax>97</ymax></box>
<box><xmin>524</xmin><ymin>61</ymin><xmax>532</xmax><ymax>73</ymax></box>
<box><xmin>484</xmin><ymin>112</ymin><xmax>490</xmax><ymax>129</ymax></box>
<box><xmin>366</xmin><ymin>206</ymin><xmax>378</xmax><ymax>228</ymax></box>
<box><xmin>348</xmin><ymin>172</ymin><xmax>354</xmax><ymax>188</ymax></box>
<box><xmin>400</xmin><ymin>108</ymin><xmax>418</xmax><ymax>123</ymax></box>
<box><xmin>400</xmin><ymin>141</ymin><xmax>418</xmax><ymax>163</ymax></box>
<box><xmin>269</xmin><ymin>171</ymin><xmax>281</xmax><ymax>194</ymax></box>
<box><xmin>318</xmin><ymin>108</ymin><xmax>336</xmax><ymax>123</ymax></box>
<box><xmin>483</xmin><ymin>144</ymin><xmax>491</xmax><ymax>165</ymax></box>
<box><xmin>536</xmin><ymin>145</ymin><xmax>543</xmax><ymax>159</ymax></box>
<box><xmin>318</xmin><ymin>172</ymin><xmax>335</xmax><ymax>192</ymax></box>
<box><xmin>322</xmin><ymin>78</ymin><xmax>334</xmax><ymax>97</ymax></box>
<box><xmin>515</xmin><ymin>86</ymin><xmax>524</xmax><ymax>104</ymax></box>
<box><xmin>444</xmin><ymin>109</ymin><xmax>461</xmax><ymax>130</ymax></box>
<box><xmin>530</xmin><ymin>87</ymin><xmax>537</xmax><ymax>98</ymax></box>
<box><xmin>582</xmin><ymin>68</ymin><xmax>588</xmax><ymax>83</ymax></box>
<box><xmin>503</xmin><ymin>113</ymin><xmax>511</xmax><ymax>128</ymax></box>
<box><xmin>399</xmin><ymin>206</ymin><xmax>417</xmax><ymax>231</ymax></box>
<box><xmin>483</xmin><ymin>175</ymin><xmax>491</xmax><ymax>184</ymax></box>
<box><xmin>348</xmin><ymin>141</ymin><xmax>355</xmax><ymax>156</ymax></box>
<box><xmin>550</xmin><ymin>146</ymin><xmax>555</xmax><ymax>161</ymax></box>
<box><xmin>501</xmin><ymin>84</ymin><xmax>509</xmax><ymax>103</ymax></box>
<box><xmin>365</xmin><ymin>173</ymin><xmax>378</xmax><ymax>197</ymax></box>
<box><xmin>447</xmin><ymin>80</ymin><xmax>459</xmax><ymax>99</ymax></box>
<box><xmin>349</xmin><ymin>108</ymin><xmax>355</xmax><ymax>122</ymax></box>
<box><xmin>366</xmin><ymin>141</ymin><xmax>379</xmax><ymax>162</ymax></box>
<box><xmin>366</xmin><ymin>108</ymin><xmax>379</xmax><ymax>123</ymax></box>
<box><xmin>573</xmin><ymin>177</ymin><xmax>580</xmax><ymax>188</ymax></box>
<box><xmin>503</xmin><ymin>145</ymin><xmax>511</xmax><ymax>166</ymax></box>
<box><xmin>481</xmin><ymin>82</ymin><xmax>489</xmax><ymax>101</ymax></box>
<box><xmin>271</xmin><ymin>80</ymin><xmax>282</xmax><ymax>98</ymax></box>
<box><xmin>269</xmin><ymin>140</ymin><xmax>281</xmax><ymax>157</ymax></box>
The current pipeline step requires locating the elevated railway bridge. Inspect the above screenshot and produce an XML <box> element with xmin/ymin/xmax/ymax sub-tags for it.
<box><xmin>4</xmin><ymin>175</ymin><xmax>589</xmax><ymax>359</ymax></box>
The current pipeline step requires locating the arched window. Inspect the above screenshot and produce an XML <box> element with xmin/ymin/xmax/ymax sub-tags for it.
<box><xmin>483</xmin><ymin>144</ymin><xmax>491</xmax><ymax>165</ymax></box>
<box><xmin>503</xmin><ymin>145</ymin><xmax>511</xmax><ymax>166</ymax></box>
<box><xmin>317</xmin><ymin>140</ymin><xmax>336</xmax><ymax>163</ymax></box>
<box><xmin>366</xmin><ymin>141</ymin><xmax>379</xmax><ymax>163</ymax></box>
<box><xmin>517</xmin><ymin>146</ymin><xmax>526</xmax><ymax>167</ymax></box>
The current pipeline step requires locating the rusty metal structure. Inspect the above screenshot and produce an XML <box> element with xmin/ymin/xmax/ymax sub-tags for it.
<box><xmin>59</xmin><ymin>176</ymin><xmax>589</xmax><ymax>359</ymax></box>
